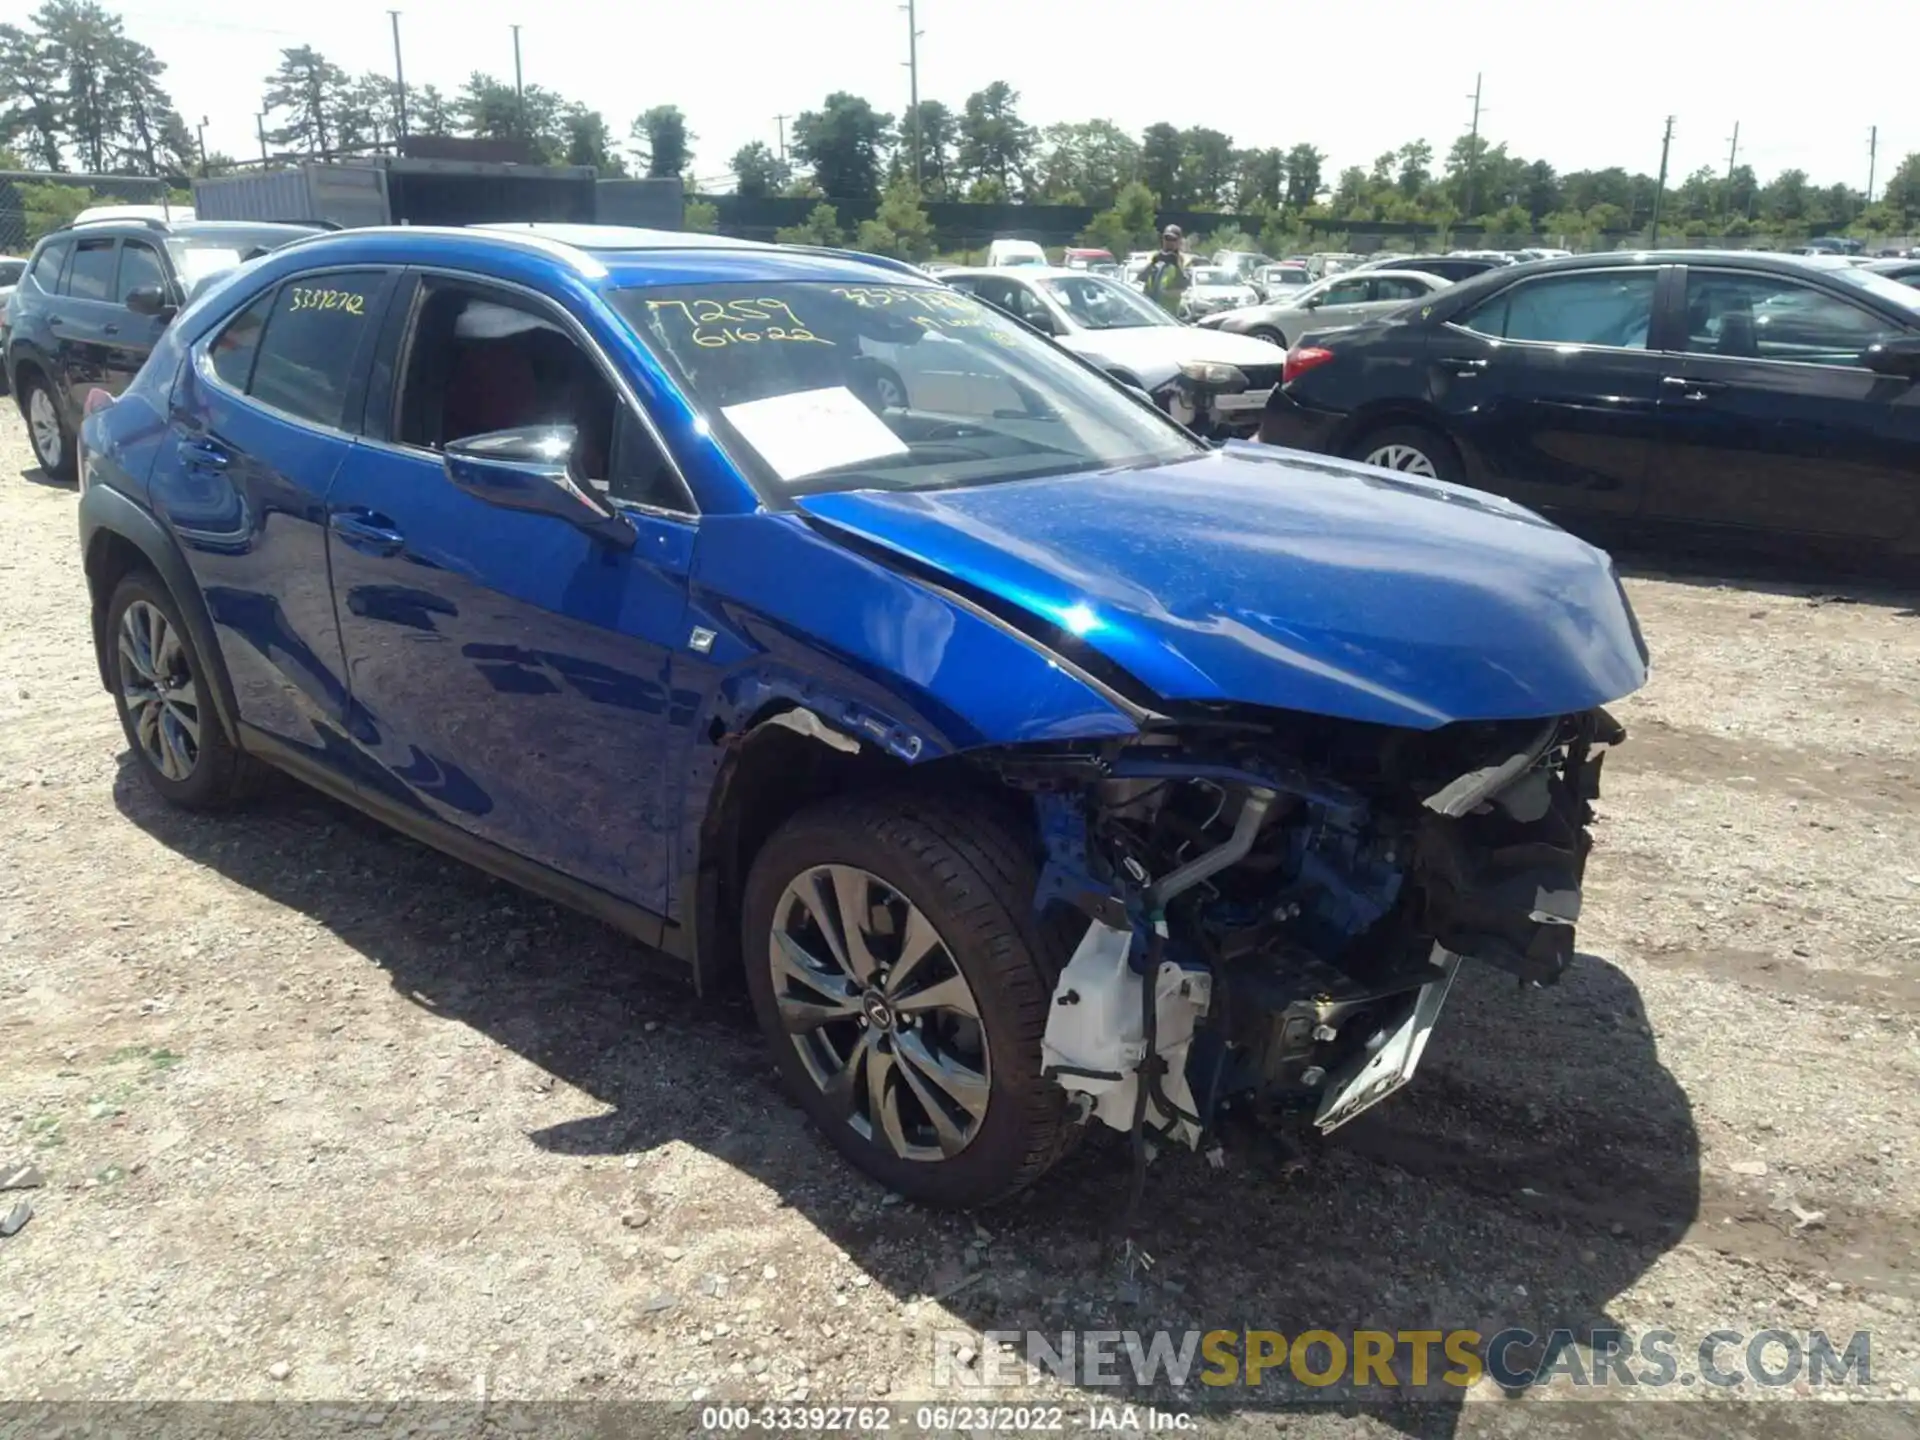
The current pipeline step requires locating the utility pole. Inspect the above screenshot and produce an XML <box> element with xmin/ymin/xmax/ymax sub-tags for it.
<box><xmin>1462</xmin><ymin>72</ymin><xmax>1484</xmax><ymax>219</ymax></box>
<box><xmin>901</xmin><ymin>0</ymin><xmax>924</xmax><ymax>189</ymax></box>
<box><xmin>255</xmin><ymin>112</ymin><xmax>269</xmax><ymax>164</ymax></box>
<box><xmin>510</xmin><ymin>25</ymin><xmax>526</xmax><ymax>141</ymax></box>
<box><xmin>1866</xmin><ymin>124</ymin><xmax>1878</xmax><ymax>204</ymax></box>
<box><xmin>1650</xmin><ymin>115</ymin><xmax>1675</xmax><ymax>246</ymax></box>
<box><xmin>389</xmin><ymin>10</ymin><xmax>408</xmax><ymax>144</ymax></box>
<box><xmin>1723</xmin><ymin>120</ymin><xmax>1740</xmax><ymax>226</ymax></box>
<box><xmin>774</xmin><ymin>114</ymin><xmax>788</xmax><ymax>164</ymax></box>
<box><xmin>196</xmin><ymin>116</ymin><xmax>208</xmax><ymax>176</ymax></box>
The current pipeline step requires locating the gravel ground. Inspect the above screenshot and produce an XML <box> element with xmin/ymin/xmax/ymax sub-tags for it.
<box><xmin>0</xmin><ymin>405</ymin><xmax>1916</xmax><ymax>1438</ymax></box>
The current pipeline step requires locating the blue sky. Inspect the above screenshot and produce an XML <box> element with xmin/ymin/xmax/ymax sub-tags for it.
<box><xmin>74</xmin><ymin>0</ymin><xmax>1912</xmax><ymax>195</ymax></box>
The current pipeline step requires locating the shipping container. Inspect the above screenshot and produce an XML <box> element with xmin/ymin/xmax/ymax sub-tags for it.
<box><xmin>192</xmin><ymin>159</ymin><xmax>598</xmax><ymax>230</ymax></box>
<box><xmin>595</xmin><ymin>177</ymin><xmax>687</xmax><ymax>230</ymax></box>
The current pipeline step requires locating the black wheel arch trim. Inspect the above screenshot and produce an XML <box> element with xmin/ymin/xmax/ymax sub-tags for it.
<box><xmin>79</xmin><ymin>483</ymin><xmax>242</xmax><ymax>745</ymax></box>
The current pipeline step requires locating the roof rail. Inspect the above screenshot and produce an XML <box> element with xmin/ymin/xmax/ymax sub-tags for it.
<box><xmin>781</xmin><ymin>244</ymin><xmax>929</xmax><ymax>280</ymax></box>
<box><xmin>57</xmin><ymin>215</ymin><xmax>171</xmax><ymax>235</ymax></box>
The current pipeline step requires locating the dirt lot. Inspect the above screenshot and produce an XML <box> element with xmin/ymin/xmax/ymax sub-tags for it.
<box><xmin>0</xmin><ymin>404</ymin><xmax>1916</xmax><ymax>1437</ymax></box>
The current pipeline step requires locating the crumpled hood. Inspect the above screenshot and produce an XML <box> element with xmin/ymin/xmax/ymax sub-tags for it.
<box><xmin>1060</xmin><ymin>325</ymin><xmax>1283</xmax><ymax>387</ymax></box>
<box><xmin>795</xmin><ymin>445</ymin><xmax>1649</xmax><ymax>730</ymax></box>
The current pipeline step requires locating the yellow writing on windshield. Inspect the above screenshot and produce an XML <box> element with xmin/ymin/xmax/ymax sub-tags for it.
<box><xmin>646</xmin><ymin>297</ymin><xmax>833</xmax><ymax>349</ymax></box>
<box><xmin>831</xmin><ymin>286</ymin><xmax>1020</xmax><ymax>342</ymax></box>
<box><xmin>289</xmin><ymin>287</ymin><xmax>366</xmax><ymax>316</ymax></box>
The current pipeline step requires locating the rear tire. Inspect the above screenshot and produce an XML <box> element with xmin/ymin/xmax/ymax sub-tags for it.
<box><xmin>742</xmin><ymin>792</ymin><xmax>1075</xmax><ymax>1208</ymax></box>
<box><xmin>106</xmin><ymin>571</ymin><xmax>265</xmax><ymax>810</ymax></box>
<box><xmin>1249</xmin><ymin>326</ymin><xmax>1288</xmax><ymax>347</ymax></box>
<box><xmin>1350</xmin><ymin>423</ymin><xmax>1464</xmax><ymax>484</ymax></box>
<box><xmin>22</xmin><ymin>374</ymin><xmax>75</xmax><ymax>481</ymax></box>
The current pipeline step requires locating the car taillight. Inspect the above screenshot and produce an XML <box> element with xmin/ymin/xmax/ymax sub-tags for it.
<box><xmin>1282</xmin><ymin>344</ymin><xmax>1335</xmax><ymax>385</ymax></box>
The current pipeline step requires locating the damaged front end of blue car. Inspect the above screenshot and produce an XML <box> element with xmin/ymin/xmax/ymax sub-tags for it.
<box><xmin>762</xmin><ymin>449</ymin><xmax>1649</xmax><ymax>1175</ymax></box>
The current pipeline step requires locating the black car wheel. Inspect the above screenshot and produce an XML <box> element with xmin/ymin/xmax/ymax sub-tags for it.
<box><xmin>742</xmin><ymin>792</ymin><xmax>1074</xmax><ymax>1208</ymax></box>
<box><xmin>22</xmin><ymin>375</ymin><xmax>75</xmax><ymax>481</ymax></box>
<box><xmin>1248</xmin><ymin>326</ymin><xmax>1288</xmax><ymax>347</ymax></box>
<box><xmin>1352</xmin><ymin>424</ymin><xmax>1464</xmax><ymax>484</ymax></box>
<box><xmin>107</xmin><ymin>572</ymin><xmax>264</xmax><ymax>809</ymax></box>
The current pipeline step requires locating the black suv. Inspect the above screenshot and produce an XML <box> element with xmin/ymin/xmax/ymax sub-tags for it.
<box><xmin>5</xmin><ymin>218</ymin><xmax>319</xmax><ymax>478</ymax></box>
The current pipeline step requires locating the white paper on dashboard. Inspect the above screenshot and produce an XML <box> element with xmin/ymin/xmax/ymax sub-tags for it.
<box><xmin>720</xmin><ymin>386</ymin><xmax>910</xmax><ymax>482</ymax></box>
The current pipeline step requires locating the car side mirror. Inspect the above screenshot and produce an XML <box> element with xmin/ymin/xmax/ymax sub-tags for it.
<box><xmin>1301</xmin><ymin>295</ymin><xmax>1322</xmax><ymax>309</ymax></box>
<box><xmin>1861</xmin><ymin>335</ymin><xmax>1920</xmax><ymax>379</ymax></box>
<box><xmin>442</xmin><ymin>426</ymin><xmax>637</xmax><ymax>549</ymax></box>
<box><xmin>125</xmin><ymin>283</ymin><xmax>176</xmax><ymax>319</ymax></box>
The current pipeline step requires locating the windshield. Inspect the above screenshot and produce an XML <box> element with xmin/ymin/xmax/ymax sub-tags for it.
<box><xmin>615</xmin><ymin>281</ymin><xmax>1201</xmax><ymax>499</ymax></box>
<box><xmin>1035</xmin><ymin>273</ymin><xmax>1177</xmax><ymax>330</ymax></box>
<box><xmin>166</xmin><ymin>227</ymin><xmax>314</xmax><ymax>288</ymax></box>
<box><xmin>1263</xmin><ymin>268</ymin><xmax>1307</xmax><ymax>285</ymax></box>
<box><xmin>1832</xmin><ymin>265</ymin><xmax>1920</xmax><ymax>315</ymax></box>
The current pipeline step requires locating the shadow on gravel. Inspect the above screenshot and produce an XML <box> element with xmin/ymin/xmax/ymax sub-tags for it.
<box><xmin>118</xmin><ymin>759</ymin><xmax>1708</xmax><ymax>1437</ymax></box>
<box><xmin>16</xmin><ymin>462</ymin><xmax>73</xmax><ymax>490</ymax></box>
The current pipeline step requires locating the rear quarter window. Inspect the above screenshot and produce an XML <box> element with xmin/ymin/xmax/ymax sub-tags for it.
<box><xmin>30</xmin><ymin>240</ymin><xmax>72</xmax><ymax>292</ymax></box>
<box><xmin>246</xmin><ymin>271</ymin><xmax>388</xmax><ymax>429</ymax></box>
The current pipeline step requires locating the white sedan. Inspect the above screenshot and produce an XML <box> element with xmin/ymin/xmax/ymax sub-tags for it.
<box><xmin>938</xmin><ymin>266</ymin><xmax>1286</xmax><ymax>439</ymax></box>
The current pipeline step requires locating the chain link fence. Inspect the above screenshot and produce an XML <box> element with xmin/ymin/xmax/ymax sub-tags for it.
<box><xmin>0</xmin><ymin>172</ymin><xmax>177</xmax><ymax>256</ymax></box>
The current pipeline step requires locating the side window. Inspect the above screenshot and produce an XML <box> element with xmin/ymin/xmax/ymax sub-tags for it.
<box><xmin>248</xmin><ymin>271</ymin><xmax>387</xmax><ymax>428</ymax></box>
<box><xmin>1324</xmin><ymin>279</ymin><xmax>1369</xmax><ymax>305</ymax></box>
<box><xmin>394</xmin><ymin>278</ymin><xmax>662</xmax><ymax>504</ymax></box>
<box><xmin>30</xmin><ymin>239</ymin><xmax>71</xmax><ymax>292</ymax></box>
<box><xmin>1371</xmin><ymin>277</ymin><xmax>1429</xmax><ymax>302</ymax></box>
<box><xmin>1005</xmin><ymin>283</ymin><xmax>1054</xmax><ymax>329</ymax></box>
<box><xmin>1682</xmin><ymin>272</ymin><xmax>1901</xmax><ymax>367</ymax></box>
<box><xmin>116</xmin><ymin>242</ymin><xmax>167</xmax><ymax>303</ymax></box>
<box><xmin>0</xmin><ymin>260</ymin><xmax>23</xmax><ymax>287</ymax></box>
<box><xmin>66</xmin><ymin>238</ymin><xmax>119</xmax><ymax>302</ymax></box>
<box><xmin>207</xmin><ymin>291</ymin><xmax>274</xmax><ymax>391</ymax></box>
<box><xmin>1462</xmin><ymin>271</ymin><xmax>1657</xmax><ymax>350</ymax></box>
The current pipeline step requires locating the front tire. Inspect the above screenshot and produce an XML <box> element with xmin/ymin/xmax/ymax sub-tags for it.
<box><xmin>742</xmin><ymin>793</ymin><xmax>1074</xmax><ymax>1207</ymax></box>
<box><xmin>106</xmin><ymin>572</ymin><xmax>263</xmax><ymax>810</ymax></box>
<box><xmin>1248</xmin><ymin>326</ymin><xmax>1288</xmax><ymax>347</ymax></box>
<box><xmin>22</xmin><ymin>375</ymin><xmax>75</xmax><ymax>481</ymax></box>
<box><xmin>1350</xmin><ymin>423</ymin><xmax>1465</xmax><ymax>484</ymax></box>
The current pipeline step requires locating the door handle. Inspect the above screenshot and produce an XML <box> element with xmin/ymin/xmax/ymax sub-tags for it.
<box><xmin>102</xmin><ymin>323</ymin><xmax>120</xmax><ymax>335</ymax></box>
<box><xmin>329</xmin><ymin>509</ymin><xmax>406</xmax><ymax>557</ymax></box>
<box><xmin>1436</xmin><ymin>356</ymin><xmax>1488</xmax><ymax>379</ymax></box>
<box><xmin>47</xmin><ymin>315</ymin><xmax>64</xmax><ymax>327</ymax></box>
<box><xmin>1661</xmin><ymin>375</ymin><xmax>1726</xmax><ymax>401</ymax></box>
<box><xmin>181</xmin><ymin>439</ymin><xmax>230</xmax><ymax>471</ymax></box>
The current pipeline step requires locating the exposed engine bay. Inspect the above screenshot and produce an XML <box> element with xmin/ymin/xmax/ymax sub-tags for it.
<box><xmin>985</xmin><ymin>706</ymin><xmax>1624</xmax><ymax>1154</ymax></box>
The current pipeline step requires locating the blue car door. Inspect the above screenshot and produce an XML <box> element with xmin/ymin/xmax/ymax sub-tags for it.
<box><xmin>321</xmin><ymin>271</ymin><xmax>700</xmax><ymax>917</ymax></box>
<box><xmin>158</xmin><ymin>266</ymin><xmax>397</xmax><ymax>766</ymax></box>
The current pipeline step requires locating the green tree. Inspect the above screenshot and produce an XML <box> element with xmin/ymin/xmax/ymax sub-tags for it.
<box><xmin>1233</xmin><ymin>147</ymin><xmax>1284</xmax><ymax>212</ymax></box>
<box><xmin>39</xmin><ymin>0</ymin><xmax>128</xmax><ymax>173</ymax></box>
<box><xmin>263</xmin><ymin>45</ymin><xmax>351</xmax><ymax>159</ymax></box>
<box><xmin>339</xmin><ymin>71</ymin><xmax>402</xmax><ymax>153</ymax></box>
<box><xmin>632</xmin><ymin>104</ymin><xmax>692</xmax><ymax>179</ymax></box>
<box><xmin>562</xmin><ymin>106</ymin><xmax>625</xmax><ymax>173</ymax></box>
<box><xmin>108</xmin><ymin>31</ymin><xmax>192</xmax><ymax>175</ymax></box>
<box><xmin>854</xmin><ymin>177</ymin><xmax>935</xmax><ymax>261</ymax></box>
<box><xmin>956</xmin><ymin>81</ymin><xmax>1036</xmax><ymax>198</ymax></box>
<box><xmin>1282</xmin><ymin>143</ymin><xmax>1325</xmax><ymax>209</ymax></box>
<box><xmin>1079</xmin><ymin>179</ymin><xmax>1158</xmax><ymax>258</ymax></box>
<box><xmin>774</xmin><ymin>201</ymin><xmax>843</xmax><ymax>247</ymax></box>
<box><xmin>1395</xmin><ymin>140</ymin><xmax>1433</xmax><ymax>197</ymax></box>
<box><xmin>1881</xmin><ymin>152</ymin><xmax>1920</xmax><ymax>221</ymax></box>
<box><xmin>899</xmin><ymin>99</ymin><xmax>955</xmax><ymax>196</ymax></box>
<box><xmin>1176</xmin><ymin>127</ymin><xmax>1236</xmax><ymax>211</ymax></box>
<box><xmin>730</xmin><ymin>140</ymin><xmax>789</xmax><ymax>197</ymax></box>
<box><xmin>1140</xmin><ymin>123</ymin><xmax>1183</xmax><ymax>207</ymax></box>
<box><xmin>1036</xmin><ymin>120</ymin><xmax>1139</xmax><ymax>209</ymax></box>
<box><xmin>683</xmin><ymin>199</ymin><xmax>718</xmax><ymax>233</ymax></box>
<box><xmin>0</xmin><ymin>21</ymin><xmax>66</xmax><ymax>170</ymax></box>
<box><xmin>411</xmin><ymin>83</ymin><xmax>453</xmax><ymax>138</ymax></box>
<box><xmin>455</xmin><ymin>72</ymin><xmax>565</xmax><ymax>158</ymax></box>
<box><xmin>792</xmin><ymin>93</ymin><xmax>892</xmax><ymax>200</ymax></box>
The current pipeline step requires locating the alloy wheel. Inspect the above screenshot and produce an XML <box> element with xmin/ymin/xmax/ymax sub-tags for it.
<box><xmin>27</xmin><ymin>386</ymin><xmax>63</xmax><ymax>472</ymax></box>
<box><xmin>117</xmin><ymin>600</ymin><xmax>201</xmax><ymax>783</ymax></box>
<box><xmin>1364</xmin><ymin>442</ymin><xmax>1438</xmax><ymax>478</ymax></box>
<box><xmin>769</xmin><ymin>864</ymin><xmax>991</xmax><ymax>1162</ymax></box>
